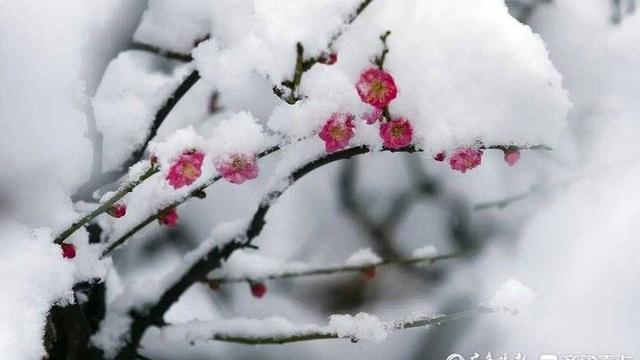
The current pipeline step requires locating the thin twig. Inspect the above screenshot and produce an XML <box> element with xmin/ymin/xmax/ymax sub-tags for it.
<box><xmin>273</xmin><ymin>0</ymin><xmax>376</xmax><ymax>102</ymax></box>
<box><xmin>205</xmin><ymin>252</ymin><xmax>464</xmax><ymax>285</ymax></box>
<box><xmin>195</xmin><ymin>308</ymin><xmax>493</xmax><ymax>345</ymax></box>
<box><xmin>130</xmin><ymin>42</ymin><xmax>193</xmax><ymax>62</ymax></box>
<box><xmin>123</xmin><ymin>70</ymin><xmax>201</xmax><ymax>169</ymax></box>
<box><xmin>374</xmin><ymin>30</ymin><xmax>391</xmax><ymax>70</ymax></box>
<box><xmin>54</xmin><ymin>166</ymin><xmax>159</xmax><ymax>244</ymax></box>
<box><xmin>101</xmin><ymin>145</ymin><xmax>281</xmax><ymax>257</ymax></box>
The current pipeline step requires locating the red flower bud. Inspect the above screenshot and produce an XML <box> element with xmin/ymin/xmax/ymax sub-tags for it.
<box><xmin>107</xmin><ymin>203</ymin><xmax>127</xmax><ymax>218</ymax></box>
<box><xmin>61</xmin><ymin>243</ymin><xmax>76</xmax><ymax>259</ymax></box>
<box><xmin>250</xmin><ymin>282</ymin><xmax>267</xmax><ymax>299</ymax></box>
<box><xmin>325</xmin><ymin>52</ymin><xmax>338</xmax><ymax>65</ymax></box>
<box><xmin>434</xmin><ymin>152</ymin><xmax>446</xmax><ymax>162</ymax></box>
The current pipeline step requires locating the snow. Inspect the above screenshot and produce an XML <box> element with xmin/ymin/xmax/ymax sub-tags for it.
<box><xmin>134</xmin><ymin>0</ymin><xmax>211</xmax><ymax>53</ymax></box>
<box><xmin>162</xmin><ymin>312</ymin><xmax>389</xmax><ymax>345</ymax></box>
<box><xmin>148</xmin><ymin>126</ymin><xmax>206</xmax><ymax>171</ymax></box>
<box><xmin>161</xmin><ymin>310</ymin><xmax>456</xmax><ymax>346</ymax></box>
<box><xmin>356</xmin><ymin>0</ymin><xmax>570</xmax><ymax>152</ymax></box>
<box><xmin>162</xmin><ymin>317</ymin><xmax>327</xmax><ymax>344</ymax></box>
<box><xmin>0</xmin><ymin>222</ymin><xmax>75</xmax><ymax>360</ymax></box>
<box><xmin>0</xmin><ymin>2</ymin><xmax>113</xmax><ymax>358</ymax></box>
<box><xmin>198</xmin><ymin>0</ymin><xmax>363</xmax><ymax>88</ymax></box>
<box><xmin>207</xmin><ymin>111</ymin><xmax>267</xmax><ymax>157</ymax></box>
<box><xmin>344</xmin><ymin>247</ymin><xmax>382</xmax><ymax>266</ymax></box>
<box><xmin>200</xmin><ymin>0</ymin><xmax>570</xmax><ymax>154</ymax></box>
<box><xmin>486</xmin><ymin>279</ymin><xmax>535</xmax><ymax>314</ymax></box>
<box><xmin>328</xmin><ymin>312</ymin><xmax>388</xmax><ymax>343</ymax></box>
<box><xmin>214</xmin><ymin>250</ymin><xmax>310</xmax><ymax>281</ymax></box>
<box><xmin>411</xmin><ymin>245</ymin><xmax>438</xmax><ymax>258</ymax></box>
<box><xmin>268</xmin><ymin>65</ymin><xmax>367</xmax><ymax>140</ymax></box>
<box><xmin>94</xmin><ymin>219</ymin><xmax>249</xmax><ymax>357</ymax></box>
<box><xmin>93</xmin><ymin>51</ymin><xmax>192</xmax><ymax>171</ymax></box>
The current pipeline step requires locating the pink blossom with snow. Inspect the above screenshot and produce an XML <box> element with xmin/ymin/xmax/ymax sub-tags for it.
<box><xmin>166</xmin><ymin>150</ymin><xmax>205</xmax><ymax>189</ymax></box>
<box><xmin>215</xmin><ymin>154</ymin><xmax>259</xmax><ymax>184</ymax></box>
<box><xmin>319</xmin><ymin>113</ymin><xmax>355</xmax><ymax>153</ymax></box>
<box><xmin>362</xmin><ymin>107</ymin><xmax>383</xmax><ymax>125</ymax></box>
<box><xmin>379</xmin><ymin>118</ymin><xmax>413</xmax><ymax>149</ymax></box>
<box><xmin>449</xmin><ymin>147</ymin><xmax>483</xmax><ymax>173</ymax></box>
<box><xmin>356</xmin><ymin>68</ymin><xmax>398</xmax><ymax>108</ymax></box>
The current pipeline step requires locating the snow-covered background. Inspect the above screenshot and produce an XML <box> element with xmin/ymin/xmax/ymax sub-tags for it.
<box><xmin>0</xmin><ymin>0</ymin><xmax>638</xmax><ymax>359</ymax></box>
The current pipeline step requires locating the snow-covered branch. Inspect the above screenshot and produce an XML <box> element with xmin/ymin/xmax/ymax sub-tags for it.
<box><xmin>103</xmin><ymin>144</ymin><xmax>545</xmax><ymax>358</ymax></box>
<box><xmin>54</xmin><ymin>164</ymin><xmax>159</xmax><ymax>245</ymax></box>
<box><xmin>102</xmin><ymin>143</ymin><xmax>548</xmax><ymax>257</ymax></box>
<box><xmin>205</xmin><ymin>250</ymin><xmax>462</xmax><ymax>287</ymax></box>
<box><xmin>123</xmin><ymin>70</ymin><xmax>201</xmax><ymax>169</ymax></box>
<box><xmin>129</xmin><ymin>41</ymin><xmax>193</xmax><ymax>62</ymax></box>
<box><xmin>274</xmin><ymin>0</ymin><xmax>376</xmax><ymax>103</ymax></box>
<box><xmin>160</xmin><ymin>307</ymin><xmax>492</xmax><ymax>347</ymax></box>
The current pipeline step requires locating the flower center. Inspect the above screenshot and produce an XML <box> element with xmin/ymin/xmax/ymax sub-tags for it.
<box><xmin>464</xmin><ymin>158</ymin><xmax>475</xmax><ymax>167</ymax></box>
<box><xmin>369</xmin><ymin>80</ymin><xmax>388</xmax><ymax>100</ymax></box>
<box><xmin>182</xmin><ymin>163</ymin><xmax>199</xmax><ymax>180</ymax></box>
<box><xmin>330</xmin><ymin>125</ymin><xmax>346</xmax><ymax>140</ymax></box>
<box><xmin>232</xmin><ymin>156</ymin><xmax>248</xmax><ymax>171</ymax></box>
<box><xmin>391</xmin><ymin>124</ymin><xmax>404</xmax><ymax>137</ymax></box>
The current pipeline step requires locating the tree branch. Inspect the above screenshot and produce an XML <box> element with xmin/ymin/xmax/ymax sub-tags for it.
<box><xmin>123</xmin><ymin>70</ymin><xmax>201</xmax><ymax>169</ymax></box>
<box><xmin>54</xmin><ymin>165</ymin><xmax>159</xmax><ymax>244</ymax></box>
<box><xmin>205</xmin><ymin>251</ymin><xmax>464</xmax><ymax>286</ymax></box>
<box><xmin>103</xmin><ymin>143</ymin><xmax>549</xmax><ymax>256</ymax></box>
<box><xmin>273</xmin><ymin>0</ymin><xmax>376</xmax><ymax>102</ymax></box>
<box><xmin>112</xmin><ymin>145</ymin><xmax>417</xmax><ymax>359</ymax></box>
<box><xmin>168</xmin><ymin>307</ymin><xmax>492</xmax><ymax>346</ymax></box>
<box><xmin>111</xmin><ymin>142</ymin><xmax>544</xmax><ymax>357</ymax></box>
<box><xmin>129</xmin><ymin>42</ymin><xmax>193</xmax><ymax>62</ymax></box>
<box><xmin>101</xmin><ymin>144</ymin><xmax>281</xmax><ymax>257</ymax></box>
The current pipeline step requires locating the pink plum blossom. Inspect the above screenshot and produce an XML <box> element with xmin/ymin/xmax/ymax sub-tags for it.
<box><xmin>215</xmin><ymin>153</ymin><xmax>259</xmax><ymax>184</ymax></box>
<box><xmin>356</xmin><ymin>68</ymin><xmax>398</xmax><ymax>108</ymax></box>
<box><xmin>449</xmin><ymin>147</ymin><xmax>483</xmax><ymax>173</ymax></box>
<box><xmin>107</xmin><ymin>203</ymin><xmax>127</xmax><ymax>218</ymax></box>
<box><xmin>319</xmin><ymin>113</ymin><xmax>355</xmax><ymax>153</ymax></box>
<box><xmin>159</xmin><ymin>207</ymin><xmax>178</xmax><ymax>227</ymax></box>
<box><xmin>362</xmin><ymin>107</ymin><xmax>383</xmax><ymax>124</ymax></box>
<box><xmin>166</xmin><ymin>150</ymin><xmax>205</xmax><ymax>189</ymax></box>
<box><xmin>504</xmin><ymin>146</ymin><xmax>521</xmax><ymax>166</ymax></box>
<box><xmin>379</xmin><ymin>118</ymin><xmax>413</xmax><ymax>149</ymax></box>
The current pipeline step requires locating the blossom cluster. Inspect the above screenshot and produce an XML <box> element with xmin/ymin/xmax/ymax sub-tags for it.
<box><xmin>318</xmin><ymin>62</ymin><xmax>521</xmax><ymax>173</ymax></box>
